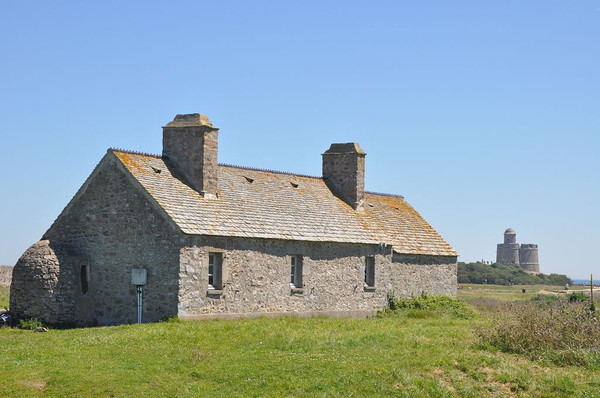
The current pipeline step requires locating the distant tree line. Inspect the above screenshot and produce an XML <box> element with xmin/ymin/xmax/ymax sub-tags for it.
<box><xmin>457</xmin><ymin>262</ymin><xmax>572</xmax><ymax>286</ymax></box>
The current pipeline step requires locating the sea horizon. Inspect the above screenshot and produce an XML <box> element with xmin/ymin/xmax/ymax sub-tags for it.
<box><xmin>571</xmin><ymin>279</ymin><xmax>600</xmax><ymax>285</ymax></box>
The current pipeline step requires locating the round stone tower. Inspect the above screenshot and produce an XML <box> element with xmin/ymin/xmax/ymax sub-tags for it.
<box><xmin>9</xmin><ymin>240</ymin><xmax>75</xmax><ymax>325</ymax></box>
<box><xmin>504</xmin><ymin>228</ymin><xmax>517</xmax><ymax>244</ymax></box>
<box><xmin>496</xmin><ymin>228</ymin><xmax>519</xmax><ymax>265</ymax></box>
<box><xmin>519</xmin><ymin>244</ymin><xmax>540</xmax><ymax>274</ymax></box>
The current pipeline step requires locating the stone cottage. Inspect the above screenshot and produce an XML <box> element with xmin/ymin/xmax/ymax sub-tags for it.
<box><xmin>10</xmin><ymin>113</ymin><xmax>458</xmax><ymax>326</ymax></box>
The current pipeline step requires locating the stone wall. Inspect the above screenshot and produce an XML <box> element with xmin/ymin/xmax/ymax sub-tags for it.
<box><xmin>41</xmin><ymin>155</ymin><xmax>181</xmax><ymax>325</ymax></box>
<box><xmin>178</xmin><ymin>235</ymin><xmax>457</xmax><ymax>319</ymax></box>
<box><xmin>0</xmin><ymin>265</ymin><xmax>12</xmax><ymax>286</ymax></box>
<box><xmin>162</xmin><ymin>114</ymin><xmax>219</xmax><ymax>197</ymax></box>
<box><xmin>322</xmin><ymin>143</ymin><xmax>366</xmax><ymax>209</ymax></box>
<box><xmin>10</xmin><ymin>240</ymin><xmax>75</xmax><ymax>324</ymax></box>
<box><xmin>11</xmin><ymin>150</ymin><xmax>457</xmax><ymax>325</ymax></box>
<box><xmin>519</xmin><ymin>244</ymin><xmax>540</xmax><ymax>273</ymax></box>
<box><xmin>496</xmin><ymin>243</ymin><xmax>520</xmax><ymax>265</ymax></box>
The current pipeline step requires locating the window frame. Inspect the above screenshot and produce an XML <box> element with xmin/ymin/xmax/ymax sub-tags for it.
<box><xmin>208</xmin><ymin>252</ymin><xmax>223</xmax><ymax>290</ymax></box>
<box><xmin>290</xmin><ymin>255</ymin><xmax>303</xmax><ymax>289</ymax></box>
<box><xmin>364</xmin><ymin>256</ymin><xmax>375</xmax><ymax>290</ymax></box>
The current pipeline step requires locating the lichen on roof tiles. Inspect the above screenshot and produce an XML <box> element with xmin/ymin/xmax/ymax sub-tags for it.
<box><xmin>112</xmin><ymin>150</ymin><xmax>457</xmax><ymax>256</ymax></box>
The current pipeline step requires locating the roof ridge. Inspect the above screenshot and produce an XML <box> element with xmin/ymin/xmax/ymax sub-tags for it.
<box><xmin>365</xmin><ymin>191</ymin><xmax>405</xmax><ymax>199</ymax></box>
<box><xmin>109</xmin><ymin>149</ymin><xmax>321</xmax><ymax>180</ymax></box>
<box><xmin>110</xmin><ymin>148</ymin><xmax>162</xmax><ymax>158</ymax></box>
<box><xmin>110</xmin><ymin>149</ymin><xmax>405</xmax><ymax>198</ymax></box>
<box><xmin>219</xmin><ymin>163</ymin><xmax>322</xmax><ymax>180</ymax></box>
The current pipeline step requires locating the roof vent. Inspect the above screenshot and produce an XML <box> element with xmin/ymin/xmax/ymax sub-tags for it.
<box><xmin>290</xmin><ymin>182</ymin><xmax>299</xmax><ymax>188</ymax></box>
<box><xmin>151</xmin><ymin>167</ymin><xmax>162</xmax><ymax>174</ymax></box>
<box><xmin>244</xmin><ymin>176</ymin><xmax>254</xmax><ymax>183</ymax></box>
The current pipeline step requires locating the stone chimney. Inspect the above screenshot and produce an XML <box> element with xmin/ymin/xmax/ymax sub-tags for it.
<box><xmin>322</xmin><ymin>143</ymin><xmax>366</xmax><ymax>210</ymax></box>
<box><xmin>162</xmin><ymin>114</ymin><xmax>219</xmax><ymax>198</ymax></box>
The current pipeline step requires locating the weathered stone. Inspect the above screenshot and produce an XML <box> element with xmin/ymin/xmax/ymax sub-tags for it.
<box><xmin>10</xmin><ymin>113</ymin><xmax>458</xmax><ymax>326</ymax></box>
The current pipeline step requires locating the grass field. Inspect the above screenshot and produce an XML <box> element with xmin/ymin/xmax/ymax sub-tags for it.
<box><xmin>1</xmin><ymin>285</ymin><xmax>599</xmax><ymax>397</ymax></box>
<box><xmin>457</xmin><ymin>284</ymin><xmax>587</xmax><ymax>303</ymax></box>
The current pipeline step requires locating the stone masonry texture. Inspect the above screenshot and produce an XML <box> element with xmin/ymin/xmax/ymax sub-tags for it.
<box><xmin>10</xmin><ymin>113</ymin><xmax>458</xmax><ymax>326</ymax></box>
<box><xmin>177</xmin><ymin>237</ymin><xmax>456</xmax><ymax>319</ymax></box>
<box><xmin>322</xmin><ymin>143</ymin><xmax>366</xmax><ymax>210</ymax></box>
<box><xmin>31</xmin><ymin>155</ymin><xmax>181</xmax><ymax>325</ymax></box>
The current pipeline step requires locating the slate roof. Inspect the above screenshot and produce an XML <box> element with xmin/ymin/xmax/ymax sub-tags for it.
<box><xmin>112</xmin><ymin>149</ymin><xmax>457</xmax><ymax>256</ymax></box>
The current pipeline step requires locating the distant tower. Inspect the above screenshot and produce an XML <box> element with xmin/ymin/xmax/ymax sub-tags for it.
<box><xmin>496</xmin><ymin>228</ymin><xmax>540</xmax><ymax>274</ymax></box>
<box><xmin>496</xmin><ymin>228</ymin><xmax>519</xmax><ymax>265</ymax></box>
<box><xmin>519</xmin><ymin>244</ymin><xmax>540</xmax><ymax>273</ymax></box>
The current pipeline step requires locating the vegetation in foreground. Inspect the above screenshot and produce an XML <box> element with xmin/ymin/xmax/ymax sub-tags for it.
<box><xmin>458</xmin><ymin>262</ymin><xmax>571</xmax><ymax>286</ymax></box>
<box><xmin>457</xmin><ymin>283</ymin><xmax>588</xmax><ymax>303</ymax></box>
<box><xmin>476</xmin><ymin>298</ymin><xmax>600</xmax><ymax>368</ymax></box>
<box><xmin>381</xmin><ymin>291</ymin><xmax>476</xmax><ymax>319</ymax></box>
<box><xmin>1</xmin><ymin>285</ymin><xmax>599</xmax><ymax>397</ymax></box>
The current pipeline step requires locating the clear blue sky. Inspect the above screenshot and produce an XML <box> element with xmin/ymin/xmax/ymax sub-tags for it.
<box><xmin>1</xmin><ymin>1</ymin><xmax>598</xmax><ymax>278</ymax></box>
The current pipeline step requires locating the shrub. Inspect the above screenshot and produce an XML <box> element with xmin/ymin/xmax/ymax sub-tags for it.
<box><xmin>457</xmin><ymin>262</ymin><xmax>572</xmax><ymax>285</ymax></box>
<box><xmin>17</xmin><ymin>318</ymin><xmax>46</xmax><ymax>330</ymax></box>
<box><xmin>382</xmin><ymin>292</ymin><xmax>476</xmax><ymax>319</ymax></box>
<box><xmin>530</xmin><ymin>294</ymin><xmax>561</xmax><ymax>306</ymax></box>
<box><xmin>567</xmin><ymin>292</ymin><xmax>588</xmax><ymax>303</ymax></box>
<box><xmin>477</xmin><ymin>300</ymin><xmax>600</xmax><ymax>367</ymax></box>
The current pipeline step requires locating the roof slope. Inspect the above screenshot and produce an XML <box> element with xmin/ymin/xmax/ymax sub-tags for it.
<box><xmin>113</xmin><ymin>150</ymin><xmax>457</xmax><ymax>256</ymax></box>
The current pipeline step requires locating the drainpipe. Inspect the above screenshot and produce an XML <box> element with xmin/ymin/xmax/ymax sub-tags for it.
<box><xmin>131</xmin><ymin>268</ymin><xmax>148</xmax><ymax>324</ymax></box>
<box><xmin>136</xmin><ymin>286</ymin><xmax>143</xmax><ymax>324</ymax></box>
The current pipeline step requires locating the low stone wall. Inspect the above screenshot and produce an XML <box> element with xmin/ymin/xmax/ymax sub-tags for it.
<box><xmin>0</xmin><ymin>265</ymin><xmax>12</xmax><ymax>286</ymax></box>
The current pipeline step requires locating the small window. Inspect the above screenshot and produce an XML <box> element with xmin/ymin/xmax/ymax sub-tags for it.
<box><xmin>364</xmin><ymin>256</ymin><xmax>375</xmax><ymax>288</ymax></box>
<box><xmin>208</xmin><ymin>253</ymin><xmax>223</xmax><ymax>290</ymax></box>
<box><xmin>290</xmin><ymin>255</ymin><xmax>303</xmax><ymax>288</ymax></box>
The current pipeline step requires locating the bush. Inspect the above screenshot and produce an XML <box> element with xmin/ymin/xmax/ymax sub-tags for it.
<box><xmin>567</xmin><ymin>292</ymin><xmax>588</xmax><ymax>302</ymax></box>
<box><xmin>17</xmin><ymin>318</ymin><xmax>46</xmax><ymax>330</ymax></box>
<box><xmin>530</xmin><ymin>294</ymin><xmax>561</xmax><ymax>306</ymax></box>
<box><xmin>458</xmin><ymin>262</ymin><xmax>572</xmax><ymax>286</ymax></box>
<box><xmin>477</xmin><ymin>300</ymin><xmax>600</xmax><ymax>367</ymax></box>
<box><xmin>382</xmin><ymin>292</ymin><xmax>476</xmax><ymax>319</ymax></box>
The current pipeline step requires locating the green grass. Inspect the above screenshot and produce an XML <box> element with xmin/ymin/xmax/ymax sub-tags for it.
<box><xmin>1</xmin><ymin>284</ymin><xmax>600</xmax><ymax>397</ymax></box>
<box><xmin>457</xmin><ymin>284</ymin><xmax>586</xmax><ymax>303</ymax></box>
<box><xmin>1</xmin><ymin>315</ymin><xmax>600</xmax><ymax>397</ymax></box>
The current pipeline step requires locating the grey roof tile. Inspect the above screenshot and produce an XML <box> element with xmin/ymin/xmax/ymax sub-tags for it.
<box><xmin>113</xmin><ymin>150</ymin><xmax>457</xmax><ymax>256</ymax></box>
